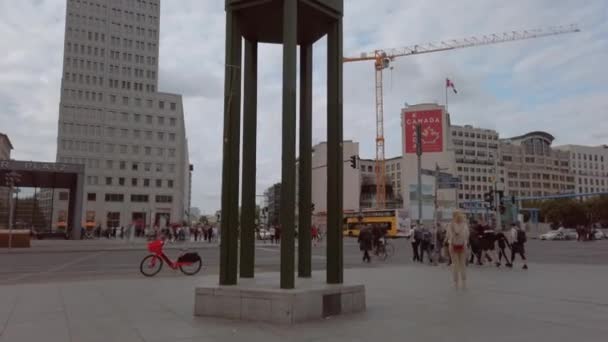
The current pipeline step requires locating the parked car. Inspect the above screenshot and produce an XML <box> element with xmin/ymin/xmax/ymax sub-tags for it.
<box><xmin>257</xmin><ymin>228</ymin><xmax>272</xmax><ymax>240</ymax></box>
<box><xmin>592</xmin><ymin>229</ymin><xmax>606</xmax><ymax>240</ymax></box>
<box><xmin>563</xmin><ymin>228</ymin><xmax>579</xmax><ymax>240</ymax></box>
<box><xmin>539</xmin><ymin>230</ymin><xmax>567</xmax><ymax>241</ymax></box>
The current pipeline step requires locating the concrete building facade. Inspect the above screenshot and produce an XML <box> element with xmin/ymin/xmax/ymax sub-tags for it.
<box><xmin>359</xmin><ymin>156</ymin><xmax>402</xmax><ymax>209</ymax></box>
<box><xmin>450</xmin><ymin>125</ymin><xmax>503</xmax><ymax>207</ymax></box>
<box><xmin>402</xmin><ymin>103</ymin><xmax>456</xmax><ymax>220</ymax></box>
<box><xmin>310</xmin><ymin>141</ymin><xmax>360</xmax><ymax>214</ymax></box>
<box><xmin>500</xmin><ymin>132</ymin><xmax>575</xmax><ymax>198</ymax></box>
<box><xmin>264</xmin><ymin>183</ymin><xmax>281</xmax><ymax>226</ymax></box>
<box><xmin>554</xmin><ymin>144</ymin><xmax>608</xmax><ymax>195</ymax></box>
<box><xmin>0</xmin><ymin>133</ymin><xmax>13</xmax><ymax>160</ymax></box>
<box><xmin>54</xmin><ymin>0</ymin><xmax>190</xmax><ymax>229</ymax></box>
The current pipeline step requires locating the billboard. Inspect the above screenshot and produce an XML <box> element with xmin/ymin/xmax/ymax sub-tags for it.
<box><xmin>404</xmin><ymin>109</ymin><xmax>443</xmax><ymax>153</ymax></box>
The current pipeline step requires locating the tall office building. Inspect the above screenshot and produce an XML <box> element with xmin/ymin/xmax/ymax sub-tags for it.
<box><xmin>54</xmin><ymin>0</ymin><xmax>190</xmax><ymax>229</ymax></box>
<box><xmin>450</xmin><ymin>125</ymin><xmax>503</xmax><ymax>208</ymax></box>
<box><xmin>553</xmin><ymin>144</ymin><xmax>608</xmax><ymax>195</ymax></box>
<box><xmin>500</xmin><ymin>132</ymin><xmax>574</xmax><ymax>198</ymax></box>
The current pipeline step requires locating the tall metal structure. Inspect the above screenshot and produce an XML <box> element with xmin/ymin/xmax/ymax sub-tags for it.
<box><xmin>343</xmin><ymin>24</ymin><xmax>580</xmax><ymax>209</ymax></box>
<box><xmin>220</xmin><ymin>0</ymin><xmax>344</xmax><ymax>289</ymax></box>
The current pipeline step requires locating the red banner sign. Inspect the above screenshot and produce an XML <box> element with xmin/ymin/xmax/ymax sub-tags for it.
<box><xmin>404</xmin><ymin>109</ymin><xmax>443</xmax><ymax>153</ymax></box>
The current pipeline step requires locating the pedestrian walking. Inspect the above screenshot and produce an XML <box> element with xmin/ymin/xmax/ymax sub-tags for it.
<box><xmin>446</xmin><ymin>211</ymin><xmax>470</xmax><ymax>289</ymax></box>
<box><xmin>509</xmin><ymin>223</ymin><xmax>528</xmax><ymax>269</ymax></box>
<box><xmin>411</xmin><ymin>225</ymin><xmax>422</xmax><ymax>262</ymax></box>
<box><xmin>468</xmin><ymin>223</ymin><xmax>483</xmax><ymax>265</ymax></box>
<box><xmin>357</xmin><ymin>219</ymin><xmax>372</xmax><ymax>263</ymax></box>
<box><xmin>420</xmin><ymin>225</ymin><xmax>434</xmax><ymax>264</ymax></box>
<box><xmin>495</xmin><ymin>230</ymin><xmax>512</xmax><ymax>267</ymax></box>
<box><xmin>274</xmin><ymin>225</ymin><xmax>281</xmax><ymax>244</ymax></box>
<box><xmin>311</xmin><ymin>225</ymin><xmax>319</xmax><ymax>247</ymax></box>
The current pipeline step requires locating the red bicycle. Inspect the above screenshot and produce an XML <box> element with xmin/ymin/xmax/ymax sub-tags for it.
<box><xmin>140</xmin><ymin>239</ymin><xmax>203</xmax><ymax>277</ymax></box>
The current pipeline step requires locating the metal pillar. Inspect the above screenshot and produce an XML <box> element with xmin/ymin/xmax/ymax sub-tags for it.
<box><xmin>71</xmin><ymin>173</ymin><xmax>84</xmax><ymax>240</ymax></box>
<box><xmin>240</xmin><ymin>39</ymin><xmax>258</xmax><ymax>278</ymax></box>
<box><xmin>279</xmin><ymin>0</ymin><xmax>297</xmax><ymax>290</ymax></box>
<box><xmin>219</xmin><ymin>9</ymin><xmax>242</xmax><ymax>286</ymax></box>
<box><xmin>298</xmin><ymin>43</ymin><xmax>313</xmax><ymax>278</ymax></box>
<box><xmin>416</xmin><ymin>124</ymin><xmax>423</xmax><ymax>224</ymax></box>
<box><xmin>326</xmin><ymin>19</ymin><xmax>344</xmax><ymax>284</ymax></box>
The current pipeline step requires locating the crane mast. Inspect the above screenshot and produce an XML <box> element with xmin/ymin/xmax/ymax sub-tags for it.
<box><xmin>344</xmin><ymin>25</ymin><xmax>580</xmax><ymax>209</ymax></box>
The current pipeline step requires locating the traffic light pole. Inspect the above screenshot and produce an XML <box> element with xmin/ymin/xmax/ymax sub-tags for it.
<box><xmin>416</xmin><ymin>124</ymin><xmax>423</xmax><ymax>224</ymax></box>
<box><xmin>493</xmin><ymin>153</ymin><xmax>502</xmax><ymax>231</ymax></box>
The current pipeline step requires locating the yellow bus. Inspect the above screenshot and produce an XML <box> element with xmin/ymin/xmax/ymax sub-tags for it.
<box><xmin>343</xmin><ymin>209</ymin><xmax>410</xmax><ymax>238</ymax></box>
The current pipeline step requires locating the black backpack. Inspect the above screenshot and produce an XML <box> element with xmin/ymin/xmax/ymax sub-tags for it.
<box><xmin>422</xmin><ymin>230</ymin><xmax>432</xmax><ymax>243</ymax></box>
<box><xmin>517</xmin><ymin>229</ymin><xmax>527</xmax><ymax>244</ymax></box>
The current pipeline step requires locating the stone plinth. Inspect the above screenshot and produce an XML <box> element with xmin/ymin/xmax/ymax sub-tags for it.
<box><xmin>194</xmin><ymin>276</ymin><xmax>365</xmax><ymax>324</ymax></box>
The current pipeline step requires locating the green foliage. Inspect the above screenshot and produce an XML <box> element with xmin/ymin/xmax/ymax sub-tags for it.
<box><xmin>522</xmin><ymin>197</ymin><xmax>608</xmax><ymax>228</ymax></box>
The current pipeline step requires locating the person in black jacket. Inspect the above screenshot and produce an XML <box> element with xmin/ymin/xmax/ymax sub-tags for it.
<box><xmin>495</xmin><ymin>230</ymin><xmax>512</xmax><ymax>267</ymax></box>
<box><xmin>358</xmin><ymin>221</ymin><xmax>373</xmax><ymax>263</ymax></box>
<box><xmin>468</xmin><ymin>222</ymin><xmax>483</xmax><ymax>265</ymax></box>
<box><xmin>411</xmin><ymin>225</ymin><xmax>422</xmax><ymax>262</ymax></box>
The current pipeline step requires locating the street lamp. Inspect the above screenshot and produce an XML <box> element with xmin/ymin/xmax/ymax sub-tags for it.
<box><xmin>4</xmin><ymin>171</ymin><xmax>22</xmax><ymax>249</ymax></box>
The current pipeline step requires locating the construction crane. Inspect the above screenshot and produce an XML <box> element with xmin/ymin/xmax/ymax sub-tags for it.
<box><xmin>343</xmin><ymin>24</ymin><xmax>580</xmax><ymax>209</ymax></box>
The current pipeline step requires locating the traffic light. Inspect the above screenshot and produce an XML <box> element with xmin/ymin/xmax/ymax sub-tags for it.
<box><xmin>483</xmin><ymin>190</ymin><xmax>494</xmax><ymax>205</ymax></box>
<box><xmin>311</xmin><ymin>203</ymin><xmax>315</xmax><ymax>213</ymax></box>
<box><xmin>349</xmin><ymin>155</ymin><xmax>358</xmax><ymax>169</ymax></box>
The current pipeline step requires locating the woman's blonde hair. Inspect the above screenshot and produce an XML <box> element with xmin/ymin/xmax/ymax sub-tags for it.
<box><xmin>452</xmin><ymin>210</ymin><xmax>465</xmax><ymax>224</ymax></box>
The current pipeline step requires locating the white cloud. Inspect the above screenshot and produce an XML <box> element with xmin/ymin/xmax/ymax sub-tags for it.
<box><xmin>0</xmin><ymin>0</ymin><xmax>606</xmax><ymax>213</ymax></box>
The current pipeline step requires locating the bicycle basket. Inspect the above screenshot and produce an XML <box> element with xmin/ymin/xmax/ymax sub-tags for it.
<box><xmin>178</xmin><ymin>252</ymin><xmax>201</xmax><ymax>263</ymax></box>
<box><xmin>147</xmin><ymin>240</ymin><xmax>164</xmax><ymax>254</ymax></box>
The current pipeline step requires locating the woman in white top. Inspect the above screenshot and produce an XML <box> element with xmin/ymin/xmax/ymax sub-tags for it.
<box><xmin>446</xmin><ymin>211</ymin><xmax>470</xmax><ymax>289</ymax></box>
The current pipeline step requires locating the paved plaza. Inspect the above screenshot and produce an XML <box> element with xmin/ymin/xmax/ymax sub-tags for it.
<box><xmin>1</xmin><ymin>262</ymin><xmax>607</xmax><ymax>342</ymax></box>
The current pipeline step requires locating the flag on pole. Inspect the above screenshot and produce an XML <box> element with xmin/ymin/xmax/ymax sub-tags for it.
<box><xmin>446</xmin><ymin>78</ymin><xmax>458</xmax><ymax>94</ymax></box>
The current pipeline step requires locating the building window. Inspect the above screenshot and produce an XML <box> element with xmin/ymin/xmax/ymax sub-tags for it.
<box><xmin>159</xmin><ymin>101</ymin><xmax>164</xmax><ymax>109</ymax></box>
<box><xmin>122</xmin><ymin>96</ymin><xmax>129</xmax><ymax>105</ymax></box>
<box><xmin>157</xmin><ymin>116</ymin><xmax>164</xmax><ymax>125</ymax></box>
<box><xmin>120</xmin><ymin>161</ymin><xmax>126</xmax><ymax>170</ymax></box>
<box><xmin>87</xmin><ymin>193</ymin><xmax>96</xmax><ymax>201</ymax></box>
<box><xmin>105</xmin><ymin>177</ymin><xmax>113</xmax><ymax>185</ymax></box>
<box><xmin>145</xmin><ymin>146</ymin><xmax>151</xmax><ymax>155</ymax></box>
<box><xmin>143</xmin><ymin>178</ymin><xmax>150</xmax><ymax>187</ymax></box>
<box><xmin>106</xmin><ymin>212</ymin><xmax>120</xmax><ymax>228</ymax></box>
<box><xmin>156</xmin><ymin>179</ymin><xmax>162</xmax><ymax>187</ymax></box>
<box><xmin>157</xmin><ymin>132</ymin><xmax>164</xmax><ymax>140</ymax></box>
<box><xmin>130</xmin><ymin>194</ymin><xmax>149</xmax><ymax>203</ymax></box>
<box><xmin>169</xmin><ymin>133</ymin><xmax>176</xmax><ymax>142</ymax></box>
<box><xmin>59</xmin><ymin>192</ymin><xmax>69</xmax><ymax>201</ymax></box>
<box><xmin>131</xmin><ymin>178</ymin><xmax>138</xmax><ymax>186</ymax></box>
<box><xmin>169</xmin><ymin>118</ymin><xmax>176</xmax><ymax>126</ymax></box>
<box><xmin>118</xmin><ymin>177</ymin><xmax>125</xmax><ymax>186</ymax></box>
<box><xmin>155</xmin><ymin>195</ymin><xmax>173</xmax><ymax>203</ymax></box>
<box><xmin>168</xmin><ymin>179</ymin><xmax>174</xmax><ymax>188</ymax></box>
<box><xmin>105</xmin><ymin>194</ymin><xmax>124</xmax><ymax>202</ymax></box>
<box><xmin>156</xmin><ymin>163</ymin><xmax>163</xmax><ymax>172</ymax></box>
<box><xmin>170</xmin><ymin>102</ymin><xmax>176</xmax><ymax>110</ymax></box>
<box><xmin>132</xmin><ymin>162</ymin><xmax>139</xmax><ymax>171</ymax></box>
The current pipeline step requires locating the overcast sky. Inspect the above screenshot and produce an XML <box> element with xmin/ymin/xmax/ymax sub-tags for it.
<box><xmin>1</xmin><ymin>0</ymin><xmax>607</xmax><ymax>214</ymax></box>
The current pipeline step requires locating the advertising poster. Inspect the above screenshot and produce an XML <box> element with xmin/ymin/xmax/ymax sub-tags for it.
<box><xmin>404</xmin><ymin>109</ymin><xmax>443</xmax><ymax>154</ymax></box>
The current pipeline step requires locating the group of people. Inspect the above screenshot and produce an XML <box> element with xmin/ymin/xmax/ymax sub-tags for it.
<box><xmin>357</xmin><ymin>222</ymin><xmax>389</xmax><ymax>263</ymax></box>
<box><xmin>409</xmin><ymin>213</ymin><xmax>529</xmax><ymax>289</ymax></box>
<box><xmin>191</xmin><ymin>225</ymin><xmax>216</xmax><ymax>242</ymax></box>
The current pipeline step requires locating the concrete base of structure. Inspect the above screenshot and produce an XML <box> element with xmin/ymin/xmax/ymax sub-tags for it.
<box><xmin>194</xmin><ymin>275</ymin><xmax>365</xmax><ymax>324</ymax></box>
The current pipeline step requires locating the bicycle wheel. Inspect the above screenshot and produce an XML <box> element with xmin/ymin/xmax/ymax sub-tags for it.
<box><xmin>140</xmin><ymin>254</ymin><xmax>163</xmax><ymax>277</ymax></box>
<box><xmin>179</xmin><ymin>259</ymin><xmax>202</xmax><ymax>276</ymax></box>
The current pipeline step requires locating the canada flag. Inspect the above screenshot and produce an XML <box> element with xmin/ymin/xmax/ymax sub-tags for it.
<box><xmin>446</xmin><ymin>78</ymin><xmax>458</xmax><ymax>94</ymax></box>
